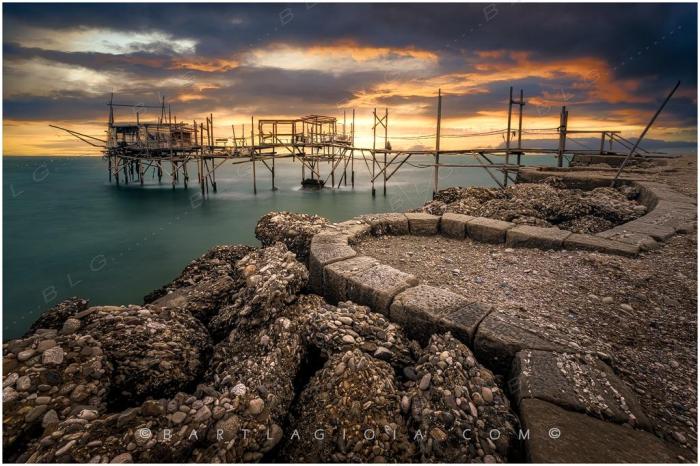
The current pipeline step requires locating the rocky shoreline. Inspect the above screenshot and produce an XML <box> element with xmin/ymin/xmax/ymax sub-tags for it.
<box><xmin>3</xmin><ymin>166</ymin><xmax>696</xmax><ymax>463</ymax></box>
<box><xmin>3</xmin><ymin>212</ymin><xmax>519</xmax><ymax>463</ymax></box>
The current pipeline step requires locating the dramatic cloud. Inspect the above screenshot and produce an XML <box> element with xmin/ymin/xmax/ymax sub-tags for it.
<box><xmin>2</xmin><ymin>3</ymin><xmax>697</xmax><ymax>155</ymax></box>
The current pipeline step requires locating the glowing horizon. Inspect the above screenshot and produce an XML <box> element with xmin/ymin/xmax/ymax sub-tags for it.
<box><xmin>3</xmin><ymin>3</ymin><xmax>697</xmax><ymax>156</ymax></box>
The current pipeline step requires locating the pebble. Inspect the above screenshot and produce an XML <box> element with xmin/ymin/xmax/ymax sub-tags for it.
<box><xmin>171</xmin><ymin>411</ymin><xmax>187</xmax><ymax>424</ymax></box>
<box><xmin>469</xmin><ymin>401</ymin><xmax>478</xmax><ymax>418</ymax></box>
<box><xmin>670</xmin><ymin>360</ymin><xmax>680</xmax><ymax>369</ymax></box>
<box><xmin>42</xmin><ymin>409</ymin><xmax>59</xmax><ymax>427</ymax></box>
<box><xmin>620</xmin><ymin>303</ymin><xmax>634</xmax><ymax>312</ymax></box>
<box><xmin>341</xmin><ymin>334</ymin><xmax>355</xmax><ymax>344</ymax></box>
<box><xmin>403</xmin><ymin>366</ymin><xmax>418</xmax><ymax>380</ymax></box>
<box><xmin>35</xmin><ymin>396</ymin><xmax>51</xmax><ymax>405</ymax></box>
<box><xmin>430</xmin><ymin>427</ymin><xmax>448</xmax><ymax>442</ymax></box>
<box><xmin>16</xmin><ymin>375</ymin><xmax>32</xmax><ymax>391</ymax></box>
<box><xmin>42</xmin><ymin>347</ymin><xmax>65</xmax><ymax>365</ymax></box>
<box><xmin>672</xmin><ymin>431</ymin><xmax>687</xmax><ymax>444</ymax></box>
<box><xmin>25</xmin><ymin>405</ymin><xmax>48</xmax><ymax>423</ymax></box>
<box><xmin>193</xmin><ymin>406</ymin><xmax>212</xmax><ymax>423</ymax></box>
<box><xmin>338</xmin><ymin>316</ymin><xmax>353</xmax><ymax>325</ymax></box>
<box><xmin>4</xmin><ymin>373</ymin><xmax>18</xmax><ymax>386</ymax></box>
<box><xmin>60</xmin><ymin>318</ymin><xmax>81</xmax><ymax>335</ymax></box>
<box><xmin>335</xmin><ymin>362</ymin><xmax>346</xmax><ymax>375</ymax></box>
<box><xmin>602</xmin><ymin>296</ymin><xmax>614</xmax><ymax>304</ymax></box>
<box><xmin>231</xmin><ymin>383</ymin><xmax>247</xmax><ymax>396</ymax></box>
<box><xmin>17</xmin><ymin>349</ymin><xmax>36</xmax><ymax>362</ymax></box>
<box><xmin>400</xmin><ymin>395</ymin><xmax>411</xmax><ymax>413</ymax></box>
<box><xmin>55</xmin><ymin>439</ymin><xmax>77</xmax><ymax>457</ymax></box>
<box><xmin>419</xmin><ymin>373</ymin><xmax>432</xmax><ymax>390</ymax></box>
<box><xmin>110</xmin><ymin>453</ymin><xmax>133</xmax><ymax>463</ymax></box>
<box><xmin>3</xmin><ymin>387</ymin><xmax>18</xmax><ymax>403</ymax></box>
<box><xmin>481</xmin><ymin>387</ymin><xmax>494</xmax><ymax>403</ymax></box>
<box><xmin>373</xmin><ymin>347</ymin><xmax>393</xmax><ymax>361</ymax></box>
<box><xmin>249</xmin><ymin>397</ymin><xmax>265</xmax><ymax>415</ymax></box>
<box><xmin>79</xmin><ymin>409</ymin><xmax>99</xmax><ymax>421</ymax></box>
<box><xmin>37</xmin><ymin>339</ymin><xmax>57</xmax><ymax>352</ymax></box>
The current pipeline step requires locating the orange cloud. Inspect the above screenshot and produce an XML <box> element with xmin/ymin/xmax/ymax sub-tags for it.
<box><xmin>302</xmin><ymin>40</ymin><xmax>438</xmax><ymax>62</ymax></box>
<box><xmin>170</xmin><ymin>57</ymin><xmax>240</xmax><ymax>72</ymax></box>
<box><xmin>347</xmin><ymin>50</ymin><xmax>648</xmax><ymax>108</ymax></box>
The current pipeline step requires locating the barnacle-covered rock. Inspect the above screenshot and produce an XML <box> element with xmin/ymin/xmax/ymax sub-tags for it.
<box><xmin>208</xmin><ymin>243</ymin><xmax>308</xmax><ymax>340</ymax></box>
<box><xmin>24</xmin><ymin>392</ymin><xmax>212</xmax><ymax>463</ymax></box>
<box><xmin>281</xmin><ymin>350</ymin><xmax>414</xmax><ymax>462</ymax></box>
<box><xmin>144</xmin><ymin>244</ymin><xmax>253</xmax><ymax>303</ymax></box>
<box><xmin>23</xmin><ymin>297</ymin><xmax>89</xmax><ymax>336</ymax></box>
<box><xmin>3</xmin><ymin>330</ymin><xmax>111</xmax><ymax>459</ymax></box>
<box><xmin>79</xmin><ymin>305</ymin><xmax>211</xmax><ymax>403</ymax></box>
<box><xmin>422</xmin><ymin>182</ymin><xmax>645</xmax><ymax>234</ymax></box>
<box><xmin>304</xmin><ymin>300</ymin><xmax>416</xmax><ymax>368</ymax></box>
<box><xmin>401</xmin><ymin>333</ymin><xmax>518</xmax><ymax>463</ymax></box>
<box><xmin>255</xmin><ymin>211</ymin><xmax>329</xmax><ymax>262</ymax></box>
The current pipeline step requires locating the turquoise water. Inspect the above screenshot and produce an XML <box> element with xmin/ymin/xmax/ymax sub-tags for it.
<box><xmin>3</xmin><ymin>154</ymin><xmax>558</xmax><ymax>339</ymax></box>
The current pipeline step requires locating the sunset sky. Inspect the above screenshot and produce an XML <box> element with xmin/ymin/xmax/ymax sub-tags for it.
<box><xmin>3</xmin><ymin>3</ymin><xmax>698</xmax><ymax>155</ymax></box>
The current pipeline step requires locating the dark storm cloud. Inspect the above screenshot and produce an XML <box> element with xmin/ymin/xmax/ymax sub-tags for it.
<box><xmin>2</xmin><ymin>2</ymin><xmax>697</xmax><ymax>138</ymax></box>
<box><xmin>4</xmin><ymin>3</ymin><xmax>696</xmax><ymax>59</ymax></box>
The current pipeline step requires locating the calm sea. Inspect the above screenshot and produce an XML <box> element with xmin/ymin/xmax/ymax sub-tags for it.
<box><xmin>3</xmin><ymin>154</ymin><xmax>558</xmax><ymax>339</ymax></box>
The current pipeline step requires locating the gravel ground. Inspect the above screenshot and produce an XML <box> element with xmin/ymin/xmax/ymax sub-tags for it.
<box><xmin>356</xmin><ymin>233</ymin><xmax>697</xmax><ymax>458</ymax></box>
<box><xmin>355</xmin><ymin>157</ymin><xmax>698</xmax><ymax>459</ymax></box>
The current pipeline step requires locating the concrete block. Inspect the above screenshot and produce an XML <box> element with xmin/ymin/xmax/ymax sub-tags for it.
<box><xmin>466</xmin><ymin>217</ymin><xmax>514</xmax><ymax>243</ymax></box>
<box><xmin>511</xmin><ymin>350</ymin><xmax>649</xmax><ymax>429</ymax></box>
<box><xmin>616</xmin><ymin>220</ymin><xmax>675</xmax><ymax>241</ymax></box>
<box><xmin>506</xmin><ymin>225</ymin><xmax>571</xmax><ymax>250</ymax></box>
<box><xmin>333</xmin><ymin>220</ymin><xmax>372</xmax><ymax>244</ymax></box>
<box><xmin>563</xmin><ymin>233</ymin><xmax>639</xmax><ymax>257</ymax></box>
<box><xmin>405</xmin><ymin>212</ymin><xmax>441</xmax><ymax>235</ymax></box>
<box><xmin>520</xmin><ymin>399</ymin><xmax>681</xmax><ymax>463</ymax></box>
<box><xmin>596</xmin><ymin>229</ymin><xmax>659</xmax><ymax>251</ymax></box>
<box><xmin>636</xmin><ymin>181</ymin><xmax>696</xmax><ymax>206</ymax></box>
<box><xmin>473</xmin><ymin>311</ymin><xmax>574</xmax><ymax>374</ymax></box>
<box><xmin>364</xmin><ymin>213</ymin><xmax>409</xmax><ymax>236</ymax></box>
<box><xmin>440</xmin><ymin>213</ymin><xmax>476</xmax><ymax>239</ymax></box>
<box><xmin>389</xmin><ymin>285</ymin><xmax>491</xmax><ymax>344</ymax></box>
<box><xmin>346</xmin><ymin>264</ymin><xmax>418</xmax><ymax>315</ymax></box>
<box><xmin>308</xmin><ymin>234</ymin><xmax>356</xmax><ymax>294</ymax></box>
<box><xmin>323</xmin><ymin>256</ymin><xmax>379</xmax><ymax>304</ymax></box>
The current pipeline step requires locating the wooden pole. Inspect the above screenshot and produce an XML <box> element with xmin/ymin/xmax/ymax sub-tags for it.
<box><xmin>251</xmin><ymin>115</ymin><xmax>256</xmax><ymax>194</ymax></box>
<box><xmin>183</xmin><ymin>160</ymin><xmax>188</xmax><ymax>188</ymax></box>
<box><xmin>372</xmin><ymin>108</ymin><xmax>377</xmax><ymax>197</ymax></box>
<box><xmin>517</xmin><ymin>89</ymin><xmax>524</xmax><ymax>168</ymax></box>
<box><xmin>433</xmin><ymin>89</ymin><xmax>442</xmax><ymax>197</ymax></box>
<box><xmin>557</xmin><ymin>106</ymin><xmax>568</xmax><ymax>167</ymax></box>
<box><xmin>504</xmin><ymin>87</ymin><xmax>513</xmax><ymax>186</ymax></box>
<box><xmin>114</xmin><ymin>157</ymin><xmax>119</xmax><ymax>186</ymax></box>
<box><xmin>351</xmin><ymin>109</ymin><xmax>355</xmax><ymax>188</ymax></box>
<box><xmin>383</xmin><ymin>108</ymin><xmax>388</xmax><ymax>196</ymax></box>
<box><xmin>611</xmin><ymin>80</ymin><xmax>680</xmax><ymax>186</ymax></box>
<box><xmin>599</xmin><ymin>131</ymin><xmax>607</xmax><ymax>154</ymax></box>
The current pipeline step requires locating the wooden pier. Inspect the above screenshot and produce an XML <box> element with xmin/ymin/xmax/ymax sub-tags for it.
<box><xmin>52</xmin><ymin>87</ymin><xmax>676</xmax><ymax>197</ymax></box>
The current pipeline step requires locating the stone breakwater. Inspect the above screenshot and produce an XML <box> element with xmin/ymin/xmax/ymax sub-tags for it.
<box><xmin>3</xmin><ymin>174</ymin><xmax>695</xmax><ymax>463</ymax></box>
<box><xmin>4</xmin><ymin>215</ymin><xmax>517</xmax><ymax>463</ymax></box>
<box><xmin>416</xmin><ymin>179</ymin><xmax>648</xmax><ymax>234</ymax></box>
